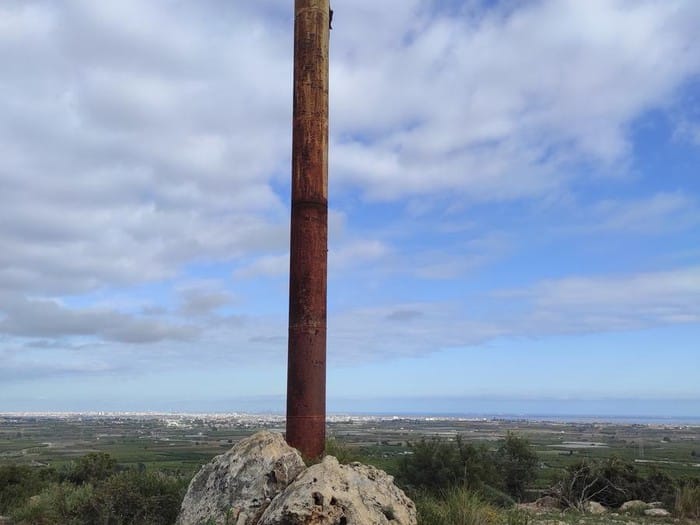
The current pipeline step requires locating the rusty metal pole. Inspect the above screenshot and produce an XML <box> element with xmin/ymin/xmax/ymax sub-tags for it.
<box><xmin>286</xmin><ymin>0</ymin><xmax>330</xmax><ymax>459</ymax></box>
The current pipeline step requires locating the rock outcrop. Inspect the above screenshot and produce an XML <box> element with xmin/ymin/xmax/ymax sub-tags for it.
<box><xmin>176</xmin><ymin>431</ymin><xmax>306</xmax><ymax>525</ymax></box>
<box><xmin>259</xmin><ymin>456</ymin><xmax>417</xmax><ymax>525</ymax></box>
<box><xmin>583</xmin><ymin>500</ymin><xmax>607</xmax><ymax>514</ymax></box>
<box><xmin>620</xmin><ymin>500</ymin><xmax>648</xmax><ymax>513</ymax></box>
<box><xmin>177</xmin><ymin>432</ymin><xmax>417</xmax><ymax>525</ymax></box>
<box><xmin>516</xmin><ymin>495</ymin><xmax>561</xmax><ymax>513</ymax></box>
<box><xmin>644</xmin><ymin>507</ymin><xmax>671</xmax><ymax>517</ymax></box>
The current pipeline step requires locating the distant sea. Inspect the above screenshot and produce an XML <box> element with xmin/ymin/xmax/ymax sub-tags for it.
<box><xmin>324</xmin><ymin>397</ymin><xmax>700</xmax><ymax>425</ymax></box>
<box><xmin>339</xmin><ymin>412</ymin><xmax>700</xmax><ymax>425</ymax></box>
<box><xmin>4</xmin><ymin>396</ymin><xmax>698</xmax><ymax>426</ymax></box>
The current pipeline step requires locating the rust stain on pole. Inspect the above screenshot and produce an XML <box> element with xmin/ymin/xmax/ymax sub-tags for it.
<box><xmin>286</xmin><ymin>0</ymin><xmax>330</xmax><ymax>460</ymax></box>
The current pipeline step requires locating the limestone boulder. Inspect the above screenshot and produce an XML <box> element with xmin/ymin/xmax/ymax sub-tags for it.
<box><xmin>620</xmin><ymin>500</ymin><xmax>648</xmax><ymax>513</ymax></box>
<box><xmin>644</xmin><ymin>508</ymin><xmax>671</xmax><ymax>517</ymax></box>
<box><xmin>583</xmin><ymin>500</ymin><xmax>607</xmax><ymax>514</ymax></box>
<box><xmin>516</xmin><ymin>495</ymin><xmax>560</xmax><ymax>514</ymax></box>
<box><xmin>177</xmin><ymin>431</ymin><xmax>306</xmax><ymax>525</ymax></box>
<box><xmin>534</xmin><ymin>496</ymin><xmax>560</xmax><ymax>510</ymax></box>
<box><xmin>258</xmin><ymin>456</ymin><xmax>417</xmax><ymax>525</ymax></box>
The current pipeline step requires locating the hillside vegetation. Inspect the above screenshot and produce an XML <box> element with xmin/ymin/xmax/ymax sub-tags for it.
<box><xmin>1</xmin><ymin>428</ymin><xmax>699</xmax><ymax>524</ymax></box>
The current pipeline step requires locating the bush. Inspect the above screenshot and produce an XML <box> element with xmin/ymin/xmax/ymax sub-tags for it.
<box><xmin>552</xmin><ymin>457</ymin><xmax>676</xmax><ymax>510</ymax></box>
<box><xmin>398</xmin><ymin>434</ymin><xmax>537</xmax><ymax>503</ymax></box>
<box><xmin>398</xmin><ymin>438</ymin><xmax>464</xmax><ymax>492</ymax></box>
<box><xmin>493</xmin><ymin>433</ymin><xmax>538</xmax><ymax>501</ymax></box>
<box><xmin>415</xmin><ymin>487</ymin><xmax>501</xmax><ymax>525</ymax></box>
<box><xmin>6</xmin><ymin>456</ymin><xmax>186</xmax><ymax>525</ymax></box>
<box><xmin>552</xmin><ymin>459</ymin><xmax>627</xmax><ymax>509</ymax></box>
<box><xmin>95</xmin><ymin>470</ymin><xmax>185</xmax><ymax>525</ymax></box>
<box><xmin>11</xmin><ymin>482</ymin><xmax>97</xmax><ymax>525</ymax></box>
<box><xmin>0</xmin><ymin>465</ymin><xmax>58</xmax><ymax>514</ymax></box>
<box><xmin>639</xmin><ymin>469</ymin><xmax>675</xmax><ymax>509</ymax></box>
<box><xmin>63</xmin><ymin>452</ymin><xmax>118</xmax><ymax>485</ymax></box>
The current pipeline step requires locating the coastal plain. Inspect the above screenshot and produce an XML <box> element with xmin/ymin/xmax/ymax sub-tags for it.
<box><xmin>1</xmin><ymin>413</ymin><xmax>698</xmax><ymax>489</ymax></box>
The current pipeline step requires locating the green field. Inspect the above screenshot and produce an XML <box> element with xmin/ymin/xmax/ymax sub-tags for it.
<box><xmin>2</xmin><ymin>414</ymin><xmax>698</xmax><ymax>486</ymax></box>
<box><xmin>1</xmin><ymin>414</ymin><xmax>699</xmax><ymax>524</ymax></box>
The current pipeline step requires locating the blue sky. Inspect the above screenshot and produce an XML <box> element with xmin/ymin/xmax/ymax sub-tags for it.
<box><xmin>1</xmin><ymin>0</ymin><xmax>699</xmax><ymax>416</ymax></box>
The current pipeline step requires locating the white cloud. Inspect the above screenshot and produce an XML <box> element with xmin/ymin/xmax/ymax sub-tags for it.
<box><xmin>675</xmin><ymin>119</ymin><xmax>700</xmax><ymax>146</ymax></box>
<box><xmin>178</xmin><ymin>284</ymin><xmax>234</xmax><ymax>317</ymax></box>
<box><xmin>235</xmin><ymin>238</ymin><xmax>391</xmax><ymax>279</ymax></box>
<box><xmin>330</xmin><ymin>239</ymin><xmax>390</xmax><ymax>268</ymax></box>
<box><xmin>499</xmin><ymin>266</ymin><xmax>700</xmax><ymax>333</ymax></box>
<box><xmin>235</xmin><ymin>254</ymin><xmax>289</xmax><ymax>279</ymax></box>
<box><xmin>330</xmin><ymin>0</ymin><xmax>700</xmax><ymax>200</ymax></box>
<box><xmin>558</xmin><ymin>192</ymin><xmax>700</xmax><ymax>235</ymax></box>
<box><xmin>1</xmin><ymin>0</ymin><xmax>699</xmax><ymax>380</ymax></box>
<box><xmin>0</xmin><ymin>294</ymin><xmax>197</xmax><ymax>343</ymax></box>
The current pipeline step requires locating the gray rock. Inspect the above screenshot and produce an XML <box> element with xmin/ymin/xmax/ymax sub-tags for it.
<box><xmin>516</xmin><ymin>496</ymin><xmax>560</xmax><ymax>514</ymax></box>
<box><xmin>583</xmin><ymin>500</ymin><xmax>607</xmax><ymax>514</ymax></box>
<box><xmin>620</xmin><ymin>500</ymin><xmax>648</xmax><ymax>512</ymax></box>
<box><xmin>644</xmin><ymin>508</ymin><xmax>671</xmax><ymax>517</ymax></box>
<box><xmin>258</xmin><ymin>456</ymin><xmax>417</xmax><ymax>525</ymax></box>
<box><xmin>535</xmin><ymin>496</ymin><xmax>561</xmax><ymax>510</ymax></box>
<box><xmin>177</xmin><ymin>431</ymin><xmax>306</xmax><ymax>525</ymax></box>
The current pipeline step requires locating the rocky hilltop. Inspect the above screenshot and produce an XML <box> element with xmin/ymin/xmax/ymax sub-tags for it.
<box><xmin>176</xmin><ymin>431</ymin><xmax>417</xmax><ymax>525</ymax></box>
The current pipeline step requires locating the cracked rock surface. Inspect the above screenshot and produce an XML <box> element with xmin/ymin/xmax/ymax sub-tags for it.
<box><xmin>177</xmin><ymin>433</ymin><xmax>417</xmax><ymax>525</ymax></box>
<box><xmin>258</xmin><ymin>456</ymin><xmax>417</xmax><ymax>525</ymax></box>
<box><xmin>176</xmin><ymin>431</ymin><xmax>306</xmax><ymax>525</ymax></box>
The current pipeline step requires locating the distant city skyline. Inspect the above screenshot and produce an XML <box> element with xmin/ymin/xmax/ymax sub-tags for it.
<box><xmin>1</xmin><ymin>1</ymin><xmax>699</xmax><ymax>415</ymax></box>
<box><xmin>3</xmin><ymin>395</ymin><xmax>700</xmax><ymax>423</ymax></box>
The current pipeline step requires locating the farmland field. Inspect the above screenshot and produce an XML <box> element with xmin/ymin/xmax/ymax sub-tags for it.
<box><xmin>2</xmin><ymin>413</ymin><xmax>698</xmax><ymax>486</ymax></box>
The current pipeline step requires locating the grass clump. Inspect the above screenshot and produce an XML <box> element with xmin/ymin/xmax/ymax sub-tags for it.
<box><xmin>416</xmin><ymin>487</ymin><xmax>501</xmax><ymax>525</ymax></box>
<box><xmin>3</xmin><ymin>454</ymin><xmax>187</xmax><ymax>525</ymax></box>
<box><xmin>324</xmin><ymin>437</ymin><xmax>361</xmax><ymax>465</ymax></box>
<box><xmin>676</xmin><ymin>484</ymin><xmax>700</xmax><ymax>519</ymax></box>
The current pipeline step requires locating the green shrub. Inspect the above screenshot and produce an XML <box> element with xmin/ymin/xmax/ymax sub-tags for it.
<box><xmin>6</xmin><ymin>459</ymin><xmax>186</xmax><ymax>525</ymax></box>
<box><xmin>552</xmin><ymin>456</ymin><xmax>677</xmax><ymax>510</ymax></box>
<box><xmin>493</xmin><ymin>433</ymin><xmax>538</xmax><ymax>501</ymax></box>
<box><xmin>63</xmin><ymin>452</ymin><xmax>118</xmax><ymax>485</ymax></box>
<box><xmin>398</xmin><ymin>438</ymin><xmax>464</xmax><ymax>492</ymax></box>
<box><xmin>11</xmin><ymin>482</ymin><xmax>97</xmax><ymax>525</ymax></box>
<box><xmin>95</xmin><ymin>470</ymin><xmax>185</xmax><ymax>525</ymax></box>
<box><xmin>415</xmin><ymin>487</ymin><xmax>501</xmax><ymax>525</ymax></box>
<box><xmin>639</xmin><ymin>469</ymin><xmax>675</xmax><ymax>509</ymax></box>
<box><xmin>0</xmin><ymin>465</ymin><xmax>58</xmax><ymax>514</ymax></box>
<box><xmin>398</xmin><ymin>437</ymin><xmax>499</xmax><ymax>493</ymax></box>
<box><xmin>398</xmin><ymin>434</ymin><xmax>536</xmax><ymax>502</ymax></box>
<box><xmin>324</xmin><ymin>438</ymin><xmax>360</xmax><ymax>465</ymax></box>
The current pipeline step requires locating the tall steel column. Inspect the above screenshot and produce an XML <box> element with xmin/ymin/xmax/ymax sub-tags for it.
<box><xmin>286</xmin><ymin>0</ymin><xmax>330</xmax><ymax>460</ymax></box>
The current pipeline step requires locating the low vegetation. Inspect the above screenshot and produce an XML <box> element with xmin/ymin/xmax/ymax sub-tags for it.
<box><xmin>551</xmin><ymin>456</ymin><xmax>677</xmax><ymax>510</ymax></box>
<box><xmin>393</xmin><ymin>434</ymin><xmax>700</xmax><ymax>524</ymax></box>
<box><xmin>0</xmin><ymin>453</ymin><xmax>187</xmax><ymax>525</ymax></box>
<box><xmin>2</xmin><ymin>429</ymin><xmax>699</xmax><ymax>524</ymax></box>
<box><xmin>397</xmin><ymin>433</ymin><xmax>537</xmax><ymax>504</ymax></box>
<box><xmin>677</xmin><ymin>483</ymin><xmax>700</xmax><ymax>519</ymax></box>
<box><xmin>415</xmin><ymin>487</ymin><xmax>501</xmax><ymax>525</ymax></box>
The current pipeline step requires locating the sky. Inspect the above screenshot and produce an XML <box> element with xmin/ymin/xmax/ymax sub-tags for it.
<box><xmin>1</xmin><ymin>0</ymin><xmax>699</xmax><ymax>417</ymax></box>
